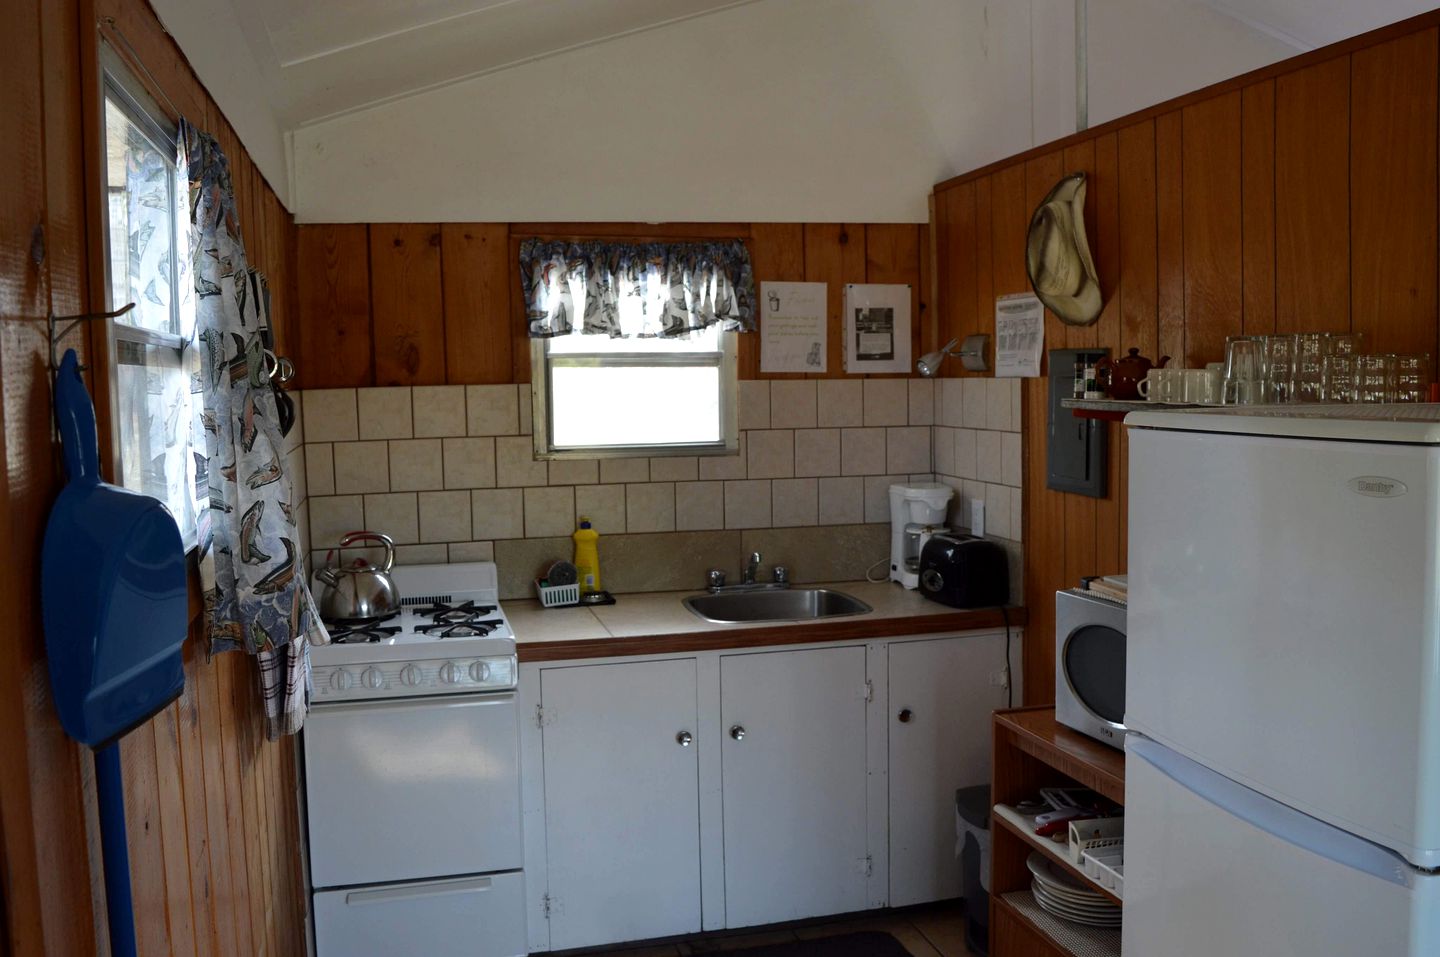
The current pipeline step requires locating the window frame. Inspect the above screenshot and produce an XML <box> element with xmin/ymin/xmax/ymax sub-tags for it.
<box><xmin>95</xmin><ymin>42</ymin><xmax>197</xmax><ymax>548</ymax></box>
<box><xmin>529</xmin><ymin>331</ymin><xmax>739</xmax><ymax>460</ymax></box>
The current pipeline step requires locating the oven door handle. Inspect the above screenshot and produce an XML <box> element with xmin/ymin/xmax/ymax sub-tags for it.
<box><xmin>311</xmin><ymin>691</ymin><xmax>515</xmax><ymax>718</ymax></box>
<box><xmin>345</xmin><ymin>876</ymin><xmax>493</xmax><ymax>906</ymax></box>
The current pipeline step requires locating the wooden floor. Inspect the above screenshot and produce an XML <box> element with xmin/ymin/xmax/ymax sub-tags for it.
<box><xmin>576</xmin><ymin>901</ymin><xmax>971</xmax><ymax>957</ymax></box>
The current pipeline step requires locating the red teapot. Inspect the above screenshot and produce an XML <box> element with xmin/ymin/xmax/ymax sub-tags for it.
<box><xmin>1096</xmin><ymin>348</ymin><xmax>1170</xmax><ymax>401</ymax></box>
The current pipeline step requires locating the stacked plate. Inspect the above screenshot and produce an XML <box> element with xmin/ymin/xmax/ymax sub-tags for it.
<box><xmin>1026</xmin><ymin>852</ymin><xmax>1122</xmax><ymax>927</ymax></box>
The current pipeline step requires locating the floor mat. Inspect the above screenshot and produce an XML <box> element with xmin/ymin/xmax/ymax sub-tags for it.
<box><xmin>720</xmin><ymin>932</ymin><xmax>913</xmax><ymax>957</ymax></box>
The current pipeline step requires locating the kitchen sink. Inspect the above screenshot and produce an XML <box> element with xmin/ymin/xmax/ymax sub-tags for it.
<box><xmin>682</xmin><ymin>588</ymin><xmax>872</xmax><ymax>624</ymax></box>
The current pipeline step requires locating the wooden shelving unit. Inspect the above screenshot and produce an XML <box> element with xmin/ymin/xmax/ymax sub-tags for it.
<box><xmin>990</xmin><ymin>707</ymin><xmax>1126</xmax><ymax>957</ymax></box>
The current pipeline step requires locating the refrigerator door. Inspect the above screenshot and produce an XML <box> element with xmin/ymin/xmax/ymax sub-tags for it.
<box><xmin>1127</xmin><ymin>424</ymin><xmax>1440</xmax><ymax>866</ymax></box>
<box><xmin>1124</xmin><ymin>736</ymin><xmax>1440</xmax><ymax>957</ymax></box>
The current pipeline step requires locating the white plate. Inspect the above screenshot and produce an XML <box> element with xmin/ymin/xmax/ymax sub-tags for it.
<box><xmin>1032</xmin><ymin>882</ymin><xmax>1122</xmax><ymax>916</ymax></box>
<box><xmin>1033</xmin><ymin>886</ymin><xmax>1123</xmax><ymax>926</ymax></box>
<box><xmin>1025</xmin><ymin>853</ymin><xmax>1110</xmax><ymax>902</ymax></box>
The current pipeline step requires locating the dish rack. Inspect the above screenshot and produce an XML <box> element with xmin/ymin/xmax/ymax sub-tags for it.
<box><xmin>1081</xmin><ymin>847</ymin><xmax>1124</xmax><ymax>899</ymax></box>
<box><xmin>1068</xmin><ymin>816</ymin><xmax>1124</xmax><ymax>900</ymax></box>
<box><xmin>535</xmin><ymin>580</ymin><xmax>580</xmax><ymax>608</ymax></box>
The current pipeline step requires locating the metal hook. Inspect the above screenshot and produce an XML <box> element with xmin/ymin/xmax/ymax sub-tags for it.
<box><xmin>49</xmin><ymin>302</ymin><xmax>136</xmax><ymax>372</ymax></box>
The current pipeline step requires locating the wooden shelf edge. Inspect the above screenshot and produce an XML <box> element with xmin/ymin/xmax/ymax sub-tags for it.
<box><xmin>993</xmin><ymin>709</ymin><xmax>1126</xmax><ymax>804</ymax></box>
<box><xmin>992</xmin><ymin>805</ymin><xmax>1124</xmax><ymax>907</ymax></box>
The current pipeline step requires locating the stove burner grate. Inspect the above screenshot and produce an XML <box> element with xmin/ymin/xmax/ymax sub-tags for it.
<box><xmin>327</xmin><ymin>622</ymin><xmax>402</xmax><ymax>644</ymax></box>
<box><xmin>410</xmin><ymin>599</ymin><xmax>498</xmax><ymax>621</ymax></box>
<box><xmin>413</xmin><ymin>617</ymin><xmax>504</xmax><ymax>639</ymax></box>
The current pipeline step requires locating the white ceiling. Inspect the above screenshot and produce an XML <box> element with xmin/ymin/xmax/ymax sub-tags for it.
<box><xmin>148</xmin><ymin>0</ymin><xmax>1437</xmax><ymax>213</ymax></box>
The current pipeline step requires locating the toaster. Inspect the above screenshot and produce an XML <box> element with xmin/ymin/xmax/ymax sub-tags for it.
<box><xmin>917</xmin><ymin>533</ymin><xmax>1010</xmax><ymax>608</ymax></box>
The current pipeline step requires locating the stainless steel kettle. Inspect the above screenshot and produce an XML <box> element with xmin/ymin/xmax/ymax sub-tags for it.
<box><xmin>316</xmin><ymin>531</ymin><xmax>399</xmax><ymax>622</ymax></box>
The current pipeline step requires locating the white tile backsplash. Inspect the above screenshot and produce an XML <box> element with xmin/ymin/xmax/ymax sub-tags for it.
<box><xmin>818</xmin><ymin>476</ymin><xmax>864</xmax><ymax>525</ymax></box>
<box><xmin>771</xmin><ymin>478</ymin><xmax>818</xmax><ymax>527</ymax></box>
<box><xmin>841</xmin><ymin>428</ymin><xmax>886</xmax><ymax>476</ymax></box>
<box><xmin>724</xmin><ymin>479</ymin><xmax>771</xmax><ymax>529</ymax></box>
<box><xmin>306</xmin><ymin>443</ymin><xmax>336</xmax><ymax>497</ymax></box>
<box><xmin>649</xmin><ymin>456</ymin><xmax>698</xmax><ymax>483</ymax></box>
<box><xmin>363</xmin><ymin>492</ymin><xmax>420</xmax><ymax>544</ymax></box>
<box><xmin>747</xmin><ymin>430</ymin><xmax>795</xmax><ymax>479</ymax></box>
<box><xmin>467</xmin><ymin>384</ymin><xmax>520</xmax><ymax>436</ymax></box>
<box><xmin>448</xmin><ymin>541</ymin><xmax>496</xmax><ymax>563</ymax></box>
<box><xmin>443</xmin><ymin>437</ymin><xmax>496</xmax><ymax>489</ymax></box>
<box><xmin>471</xmin><ymin>488</ymin><xmax>524</xmax><ymax>540</ymax></box>
<box><xmin>817</xmin><ymin>380</ymin><xmax>864</xmax><ymax>427</ymax></box>
<box><xmin>524</xmin><ymin>486</ymin><xmax>575</xmax><ymax>538</ymax></box>
<box><xmin>625</xmin><ymin>482</ymin><xmax>677</xmax><ymax>533</ymax></box>
<box><xmin>739</xmin><ymin>380</ymin><xmax>771</xmax><ymax>431</ymax></box>
<box><xmin>600</xmin><ymin>457</ymin><xmax>650</xmax><ymax>484</ymax></box>
<box><xmin>334</xmin><ymin>441</ymin><xmax>390</xmax><ymax>494</ymax></box>
<box><xmin>975</xmin><ymin>430</ymin><xmax>1003</xmax><ymax>484</ymax></box>
<box><xmin>769</xmin><ymin>381</ymin><xmax>818</xmax><ymax>429</ymax></box>
<box><xmin>697</xmin><ymin>436</ymin><xmax>746</xmax><ymax>481</ymax></box>
<box><xmin>954</xmin><ymin>428</ymin><xmax>977</xmax><ymax>479</ymax></box>
<box><xmin>794</xmin><ymin>428</ymin><xmax>840</xmax><ymax>478</ymax></box>
<box><xmin>886</xmin><ymin>426</ymin><xmax>931</xmax><ymax>474</ymax></box>
<box><xmin>496</xmin><ymin>435</ymin><xmax>547</xmax><ymax>487</ymax></box>
<box><xmin>418</xmin><ymin>490</ymin><xmax>472</xmax><ymax>543</ymax></box>
<box><xmin>961</xmin><ymin>379</ymin><xmax>987</xmax><ymax>428</ymax></box>
<box><xmin>863</xmin><ymin>379</ymin><xmax>909</xmax><ymax>427</ymax></box>
<box><xmin>309</xmin><ymin>495</ymin><xmax>362</xmax><ymax>549</ymax></box>
<box><xmin>863</xmin><ymin>475</ymin><xmax>907</xmax><ymax>524</ymax></box>
<box><xmin>985</xmin><ymin>379</ymin><xmax>1013</xmax><ymax>432</ymax></box>
<box><xmin>907</xmin><ymin>379</ymin><xmax>935</xmax><ymax>426</ymax></box>
<box><xmin>389</xmin><ymin>438</ymin><xmax>443</xmax><ymax>491</ymax></box>
<box><xmin>1002</xmin><ymin>431</ymin><xmax>1023</xmax><ymax>488</ymax></box>
<box><xmin>933</xmin><ymin>427</ymin><xmax>956</xmax><ymax>476</ymax></box>
<box><xmin>575</xmin><ymin>484</ymin><xmax>626</xmax><ymax>534</ymax></box>
<box><xmin>358</xmin><ymin>388</ymin><xmax>413</xmax><ymax>440</ymax></box>
<box><xmin>675</xmin><ymin>481</ymin><xmax>725</xmax><ymax>531</ymax></box>
<box><xmin>939</xmin><ymin>379</ymin><xmax>965</xmax><ymax>428</ymax></box>
<box><xmin>548</xmin><ymin>458</ymin><xmax>598</xmax><ymax>486</ymax></box>
<box><xmin>413</xmin><ymin>385</ymin><xmax>466</xmax><ymax>438</ymax></box>
<box><xmin>305</xmin><ymin>389</ymin><xmax>358</xmax><ymax>442</ymax></box>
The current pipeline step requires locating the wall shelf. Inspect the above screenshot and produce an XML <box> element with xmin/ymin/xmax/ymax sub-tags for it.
<box><xmin>1060</xmin><ymin>397</ymin><xmax>1208</xmax><ymax>422</ymax></box>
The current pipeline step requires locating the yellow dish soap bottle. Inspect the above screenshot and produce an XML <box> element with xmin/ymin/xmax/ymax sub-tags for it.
<box><xmin>572</xmin><ymin>518</ymin><xmax>600</xmax><ymax>594</ymax></box>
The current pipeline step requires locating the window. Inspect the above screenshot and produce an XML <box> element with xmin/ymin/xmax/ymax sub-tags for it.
<box><xmin>533</xmin><ymin>325</ymin><xmax>737</xmax><ymax>457</ymax></box>
<box><xmin>100</xmin><ymin>48</ymin><xmax>198</xmax><ymax>544</ymax></box>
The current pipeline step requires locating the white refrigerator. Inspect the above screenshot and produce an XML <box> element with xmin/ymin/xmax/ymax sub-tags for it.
<box><xmin>1122</xmin><ymin>406</ymin><xmax>1440</xmax><ymax>956</ymax></box>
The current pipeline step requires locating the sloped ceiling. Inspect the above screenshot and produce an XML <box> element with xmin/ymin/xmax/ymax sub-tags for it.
<box><xmin>148</xmin><ymin>0</ymin><xmax>1437</xmax><ymax>214</ymax></box>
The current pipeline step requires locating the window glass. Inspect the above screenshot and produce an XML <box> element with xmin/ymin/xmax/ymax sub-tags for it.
<box><xmin>102</xmin><ymin>62</ymin><xmax>197</xmax><ymax>545</ymax></box>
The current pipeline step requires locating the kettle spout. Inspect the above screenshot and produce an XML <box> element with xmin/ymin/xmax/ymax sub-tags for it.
<box><xmin>315</xmin><ymin>566</ymin><xmax>339</xmax><ymax>587</ymax></box>
<box><xmin>1156</xmin><ymin>355</ymin><xmax>1172</xmax><ymax>368</ymax></box>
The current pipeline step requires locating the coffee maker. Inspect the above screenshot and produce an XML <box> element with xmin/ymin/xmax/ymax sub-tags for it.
<box><xmin>889</xmin><ymin>483</ymin><xmax>955</xmax><ymax>588</ymax></box>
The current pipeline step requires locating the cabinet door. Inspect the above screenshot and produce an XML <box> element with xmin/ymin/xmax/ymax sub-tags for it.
<box><xmin>721</xmin><ymin>645</ymin><xmax>869</xmax><ymax>928</ymax></box>
<box><xmin>541</xmin><ymin>659</ymin><xmax>701</xmax><ymax>950</ymax></box>
<box><xmin>888</xmin><ymin>633</ymin><xmax>1009</xmax><ymax>906</ymax></box>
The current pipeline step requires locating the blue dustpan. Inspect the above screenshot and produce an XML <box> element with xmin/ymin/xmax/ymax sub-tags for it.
<box><xmin>42</xmin><ymin>348</ymin><xmax>188</xmax><ymax>957</ymax></box>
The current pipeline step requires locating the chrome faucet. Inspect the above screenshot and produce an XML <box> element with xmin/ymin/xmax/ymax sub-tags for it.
<box><xmin>743</xmin><ymin>551</ymin><xmax>762</xmax><ymax>584</ymax></box>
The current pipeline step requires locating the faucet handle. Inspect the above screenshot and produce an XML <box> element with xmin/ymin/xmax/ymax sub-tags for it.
<box><xmin>772</xmin><ymin>565</ymin><xmax>789</xmax><ymax>584</ymax></box>
<box><xmin>707</xmin><ymin>569</ymin><xmax>727</xmax><ymax>590</ymax></box>
<box><xmin>750</xmin><ymin>551</ymin><xmax>762</xmax><ymax>565</ymax></box>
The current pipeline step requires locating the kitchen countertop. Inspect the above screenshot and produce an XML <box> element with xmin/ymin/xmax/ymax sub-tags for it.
<box><xmin>505</xmin><ymin>580</ymin><xmax>1026</xmax><ymax>662</ymax></box>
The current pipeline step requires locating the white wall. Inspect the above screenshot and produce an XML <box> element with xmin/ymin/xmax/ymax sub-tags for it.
<box><xmin>290</xmin><ymin>0</ymin><xmax>1297</xmax><ymax>223</ymax></box>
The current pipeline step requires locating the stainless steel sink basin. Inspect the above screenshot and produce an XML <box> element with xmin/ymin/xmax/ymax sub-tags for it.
<box><xmin>682</xmin><ymin>588</ymin><xmax>872</xmax><ymax>624</ymax></box>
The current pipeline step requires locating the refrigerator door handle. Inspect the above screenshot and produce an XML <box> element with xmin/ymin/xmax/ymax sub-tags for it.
<box><xmin>1129</xmin><ymin>737</ymin><xmax>1415</xmax><ymax>887</ymax></box>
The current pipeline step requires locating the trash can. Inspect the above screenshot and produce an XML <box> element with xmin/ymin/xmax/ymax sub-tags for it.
<box><xmin>955</xmin><ymin>785</ymin><xmax>991</xmax><ymax>955</ymax></box>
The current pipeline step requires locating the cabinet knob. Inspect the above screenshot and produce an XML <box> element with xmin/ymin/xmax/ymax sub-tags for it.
<box><xmin>676</xmin><ymin>731</ymin><xmax>693</xmax><ymax>747</ymax></box>
<box><xmin>898</xmin><ymin>708</ymin><xmax>913</xmax><ymax>724</ymax></box>
<box><xmin>730</xmin><ymin>725</ymin><xmax>746</xmax><ymax>741</ymax></box>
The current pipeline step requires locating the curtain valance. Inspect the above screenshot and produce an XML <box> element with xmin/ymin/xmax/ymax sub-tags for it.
<box><xmin>521</xmin><ymin>238</ymin><xmax>756</xmax><ymax>339</ymax></box>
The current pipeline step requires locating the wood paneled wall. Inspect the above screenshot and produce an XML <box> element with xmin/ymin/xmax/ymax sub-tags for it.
<box><xmin>0</xmin><ymin>1</ymin><xmax>303</xmax><ymax>955</ymax></box>
<box><xmin>932</xmin><ymin>12</ymin><xmax>1440</xmax><ymax>703</ymax></box>
<box><xmin>294</xmin><ymin>222</ymin><xmax>931</xmax><ymax>389</ymax></box>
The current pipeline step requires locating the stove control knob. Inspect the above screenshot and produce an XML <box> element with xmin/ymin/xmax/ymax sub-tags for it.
<box><xmin>329</xmin><ymin>669</ymin><xmax>354</xmax><ymax>692</ymax></box>
<box><xmin>400</xmin><ymin>665</ymin><xmax>423</xmax><ymax>687</ymax></box>
<box><xmin>469</xmin><ymin>661</ymin><xmax>490</xmax><ymax>683</ymax></box>
<box><xmin>438</xmin><ymin>662</ymin><xmax>460</xmax><ymax>685</ymax></box>
<box><xmin>361</xmin><ymin>668</ymin><xmax>385</xmax><ymax>690</ymax></box>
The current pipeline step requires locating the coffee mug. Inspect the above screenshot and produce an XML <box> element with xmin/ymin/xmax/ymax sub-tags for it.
<box><xmin>1183</xmin><ymin>368</ymin><xmax>1221</xmax><ymax>405</ymax></box>
<box><xmin>1138</xmin><ymin>370</ymin><xmax>1165</xmax><ymax>402</ymax></box>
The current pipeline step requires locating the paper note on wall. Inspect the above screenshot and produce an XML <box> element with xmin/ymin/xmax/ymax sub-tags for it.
<box><xmin>760</xmin><ymin>281</ymin><xmax>828</xmax><ymax>373</ymax></box>
<box><xmin>995</xmin><ymin>293</ymin><xmax>1044</xmax><ymax>378</ymax></box>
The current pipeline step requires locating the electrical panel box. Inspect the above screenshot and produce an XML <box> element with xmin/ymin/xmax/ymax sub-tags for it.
<box><xmin>1047</xmin><ymin>349</ymin><xmax>1108</xmax><ymax>498</ymax></box>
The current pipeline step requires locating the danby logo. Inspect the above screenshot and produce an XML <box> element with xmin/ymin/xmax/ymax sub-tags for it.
<box><xmin>1348</xmin><ymin>476</ymin><xmax>1407</xmax><ymax>498</ymax></box>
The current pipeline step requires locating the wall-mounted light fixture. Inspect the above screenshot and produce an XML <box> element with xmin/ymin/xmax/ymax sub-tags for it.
<box><xmin>916</xmin><ymin>334</ymin><xmax>990</xmax><ymax>376</ymax></box>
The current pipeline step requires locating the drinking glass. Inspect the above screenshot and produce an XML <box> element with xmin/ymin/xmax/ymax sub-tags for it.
<box><xmin>1355</xmin><ymin>354</ymin><xmax>1398</xmax><ymax>404</ymax></box>
<box><xmin>1394</xmin><ymin>354</ymin><xmax>1430</xmax><ymax>403</ymax></box>
<box><xmin>1222</xmin><ymin>336</ymin><xmax>1263</xmax><ymax>405</ymax></box>
<box><xmin>1261</xmin><ymin>334</ymin><xmax>1296</xmax><ymax>404</ymax></box>
<box><xmin>1293</xmin><ymin>333</ymin><xmax>1326</xmax><ymax>402</ymax></box>
<box><xmin>1321</xmin><ymin>354</ymin><xmax>1356</xmax><ymax>403</ymax></box>
<box><xmin>1324</xmin><ymin>332</ymin><xmax>1364</xmax><ymax>357</ymax></box>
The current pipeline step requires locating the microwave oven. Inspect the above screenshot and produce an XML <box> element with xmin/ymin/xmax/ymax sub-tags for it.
<box><xmin>1055</xmin><ymin>589</ymin><xmax>1127</xmax><ymax>749</ymax></box>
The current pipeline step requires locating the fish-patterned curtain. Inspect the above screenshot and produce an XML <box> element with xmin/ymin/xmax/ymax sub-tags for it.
<box><xmin>521</xmin><ymin>239</ymin><xmax>756</xmax><ymax>339</ymax></box>
<box><xmin>180</xmin><ymin>119</ymin><xmax>327</xmax><ymax>739</ymax></box>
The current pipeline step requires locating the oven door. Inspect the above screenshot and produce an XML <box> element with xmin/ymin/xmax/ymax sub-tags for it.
<box><xmin>303</xmin><ymin>693</ymin><xmax>521</xmax><ymax>888</ymax></box>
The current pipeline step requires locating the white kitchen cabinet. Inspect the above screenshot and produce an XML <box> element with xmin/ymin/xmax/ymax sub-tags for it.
<box><xmin>886</xmin><ymin>632</ymin><xmax>1011</xmax><ymax>907</ymax></box>
<box><xmin>537</xmin><ymin>658</ymin><xmax>702</xmax><ymax>950</ymax></box>
<box><xmin>720</xmin><ymin>645</ymin><xmax>870</xmax><ymax>928</ymax></box>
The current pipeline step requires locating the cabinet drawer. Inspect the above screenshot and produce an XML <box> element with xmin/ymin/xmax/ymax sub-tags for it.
<box><xmin>313</xmin><ymin>871</ymin><xmax>526</xmax><ymax>957</ymax></box>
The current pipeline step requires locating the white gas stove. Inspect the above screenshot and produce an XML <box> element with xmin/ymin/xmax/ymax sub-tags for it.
<box><xmin>310</xmin><ymin>561</ymin><xmax>517</xmax><ymax>702</ymax></box>
<box><xmin>303</xmin><ymin>560</ymin><xmax>526</xmax><ymax>957</ymax></box>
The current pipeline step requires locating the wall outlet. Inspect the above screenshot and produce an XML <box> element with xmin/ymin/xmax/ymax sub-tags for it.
<box><xmin>970</xmin><ymin>499</ymin><xmax>985</xmax><ymax>538</ymax></box>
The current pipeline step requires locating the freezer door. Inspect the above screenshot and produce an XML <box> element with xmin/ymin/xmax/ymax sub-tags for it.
<box><xmin>1127</xmin><ymin>426</ymin><xmax>1440</xmax><ymax>865</ymax></box>
<box><xmin>313</xmin><ymin>871</ymin><xmax>526</xmax><ymax>957</ymax></box>
<box><xmin>1124</xmin><ymin>736</ymin><xmax>1440</xmax><ymax>957</ymax></box>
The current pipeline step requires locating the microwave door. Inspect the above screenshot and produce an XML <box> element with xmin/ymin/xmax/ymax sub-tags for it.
<box><xmin>1063</xmin><ymin>622</ymin><xmax>1126</xmax><ymax>728</ymax></box>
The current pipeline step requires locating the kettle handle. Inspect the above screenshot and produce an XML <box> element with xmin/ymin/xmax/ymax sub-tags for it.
<box><xmin>338</xmin><ymin>530</ymin><xmax>396</xmax><ymax>573</ymax></box>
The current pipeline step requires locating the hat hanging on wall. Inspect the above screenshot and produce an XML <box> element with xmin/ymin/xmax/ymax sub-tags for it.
<box><xmin>1025</xmin><ymin>172</ymin><xmax>1104</xmax><ymax>326</ymax></box>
